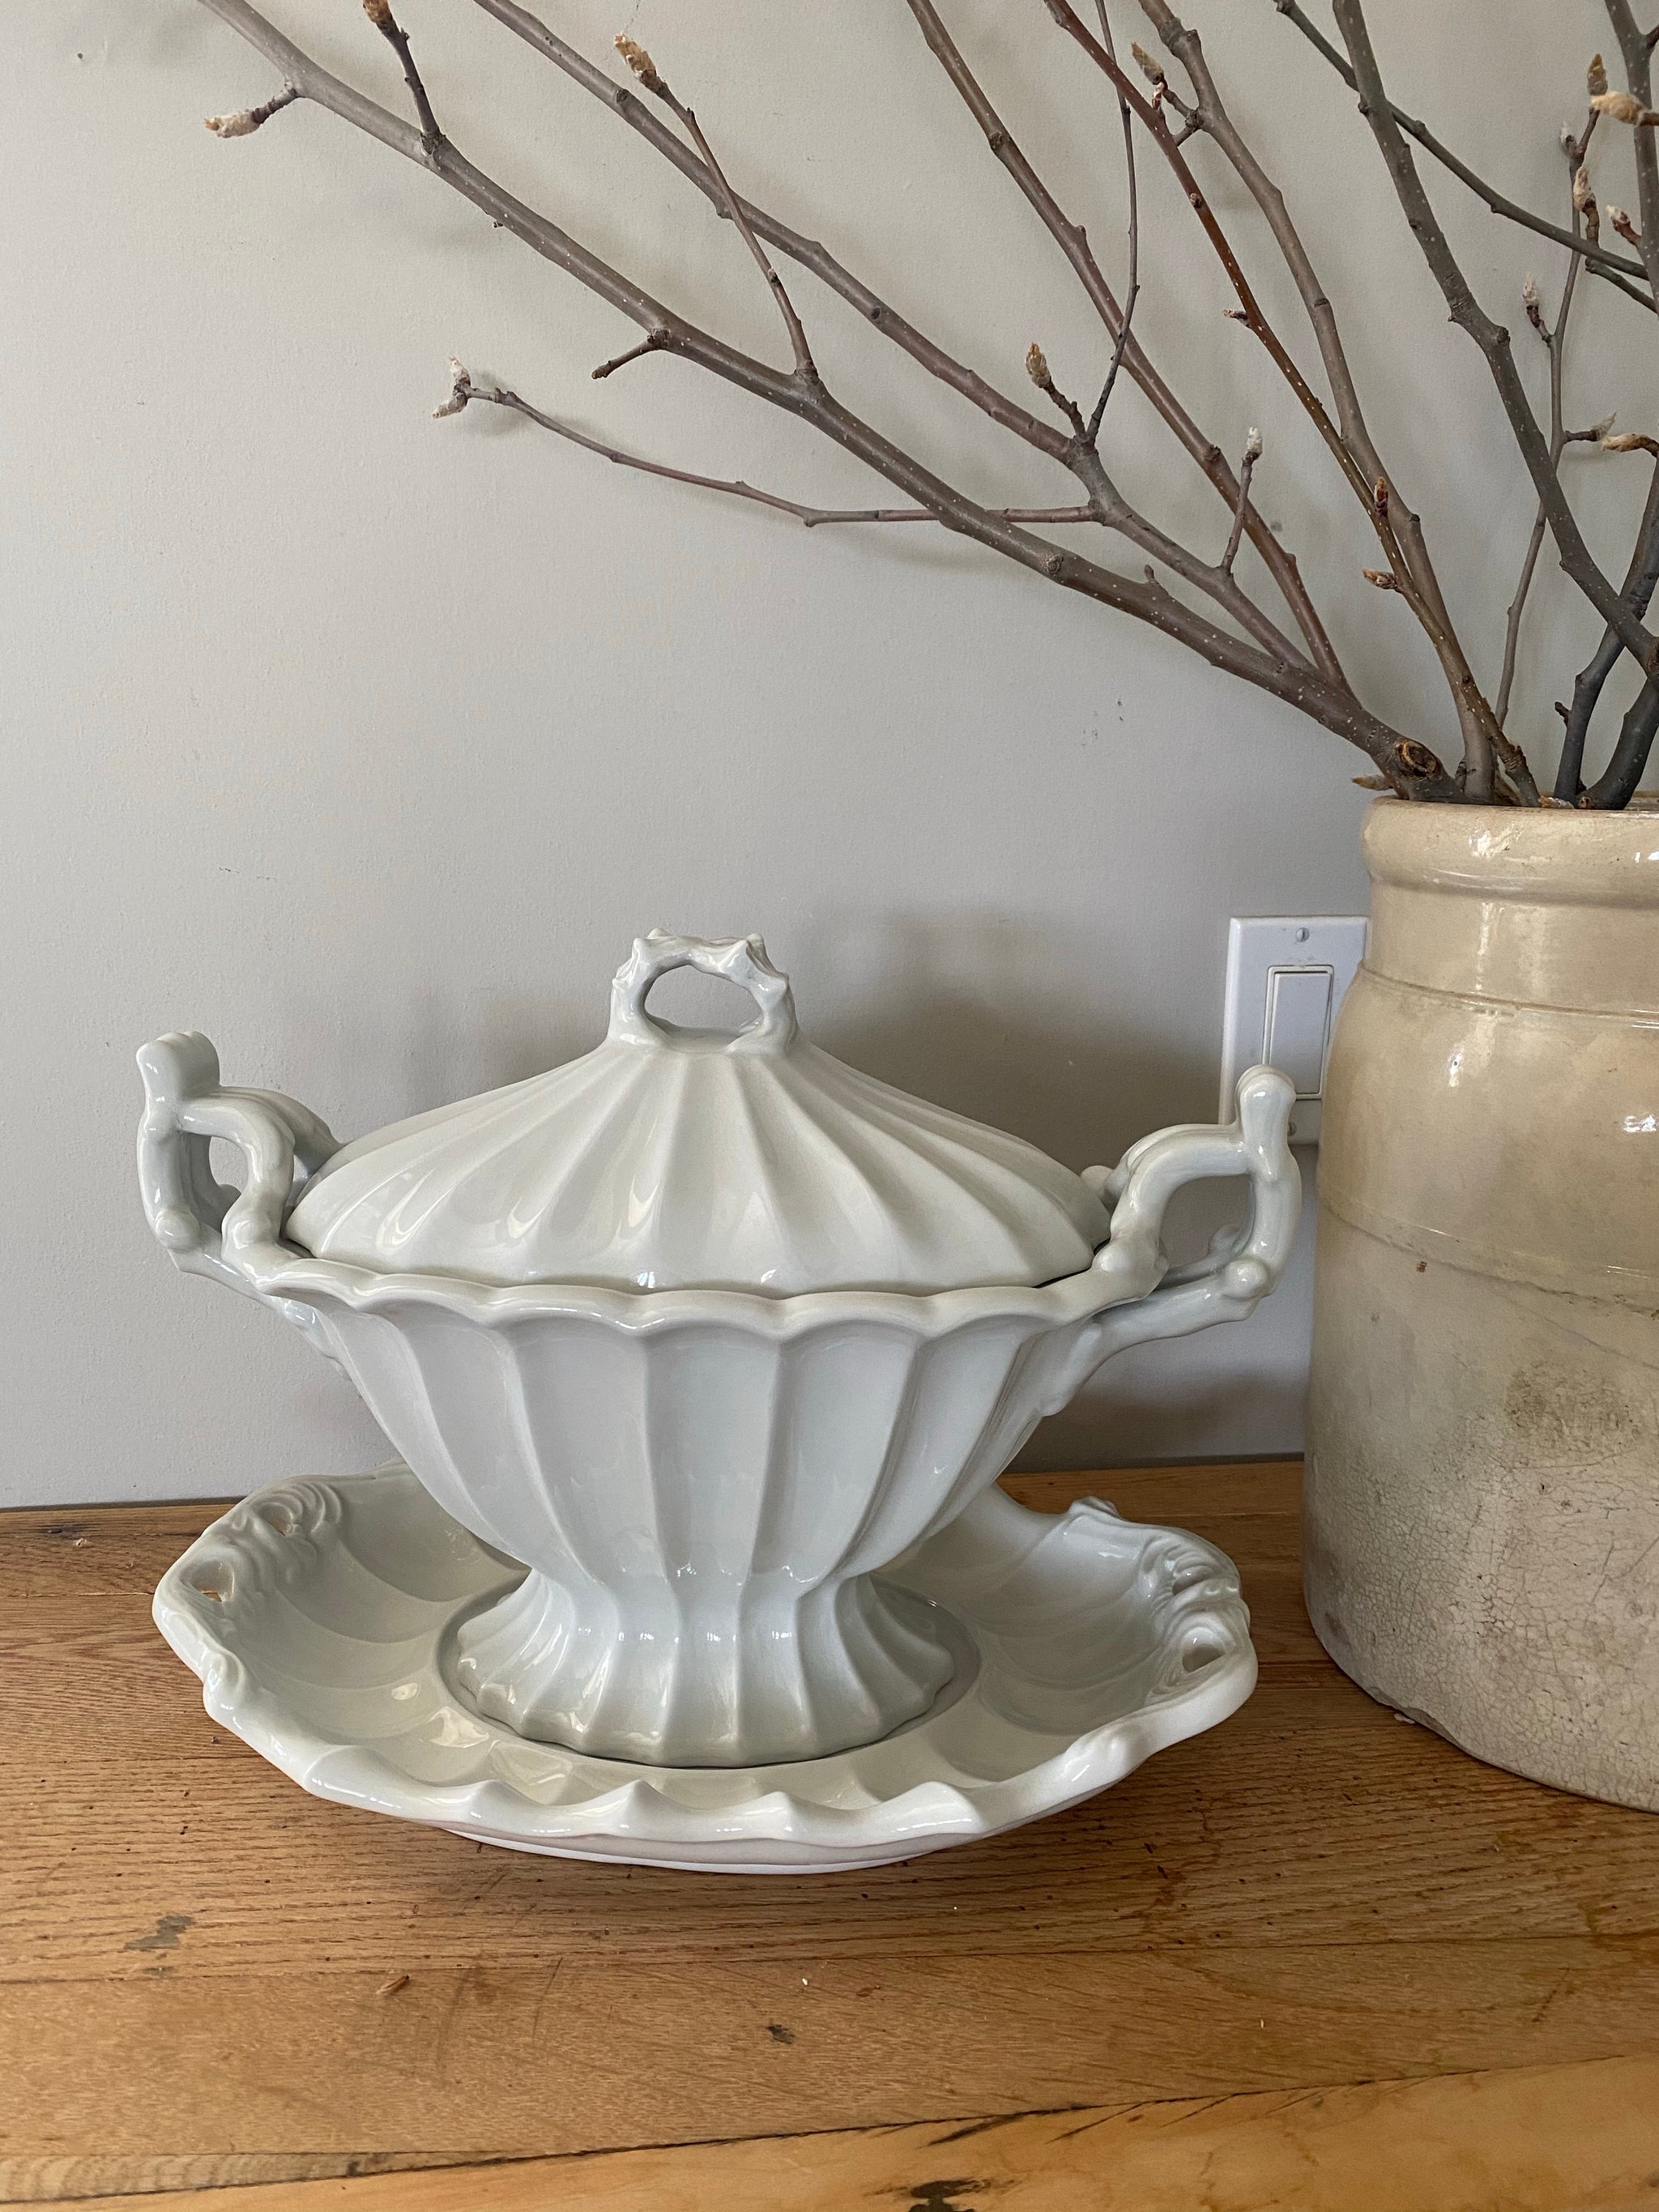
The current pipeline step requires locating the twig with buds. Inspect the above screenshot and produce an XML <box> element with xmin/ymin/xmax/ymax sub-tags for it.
<box><xmin>1026</xmin><ymin>343</ymin><xmax>1090</xmax><ymax>441</ymax></box>
<box><xmin>1273</xmin><ymin>0</ymin><xmax>1651</xmax><ymax>292</ymax></box>
<box><xmin>363</xmin><ymin>0</ymin><xmax>441</xmax><ymax>147</ymax></box>
<box><xmin>1221</xmin><ymin>431</ymin><xmax>1263</xmax><ymax>573</ymax></box>
<box><xmin>1130</xmin><ymin>38</ymin><xmax>1196</xmax><ymax>128</ymax></box>
<box><xmin>616</xmin><ymin>36</ymin><xmax>817</xmax><ymax>382</ymax></box>
<box><xmin>1334</xmin><ymin>0</ymin><xmax>1656</xmax><ymax>721</ymax></box>
<box><xmin>902</xmin><ymin>0</ymin><xmax>1344</xmax><ymax>682</ymax></box>
<box><xmin>184</xmin><ymin>0</ymin><xmax>1659</xmax><ymax>803</ymax></box>
<box><xmin>1087</xmin><ymin>1</ymin><xmax>1142</xmax><ymax>439</ymax></box>
<box><xmin>1073</xmin><ymin>0</ymin><xmax>1509</xmax><ymax>793</ymax></box>
<box><xmin>436</xmin><ymin>361</ymin><xmax>1100</xmax><ymax>527</ymax></box>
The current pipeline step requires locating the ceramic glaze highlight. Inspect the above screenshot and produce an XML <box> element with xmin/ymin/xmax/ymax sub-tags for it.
<box><xmin>1307</xmin><ymin>802</ymin><xmax>1659</xmax><ymax>1809</ymax></box>
<box><xmin>284</xmin><ymin>931</ymin><xmax>1114</xmax><ymax>1294</ymax></box>
<box><xmin>138</xmin><ymin>932</ymin><xmax>1299</xmax><ymax>1768</ymax></box>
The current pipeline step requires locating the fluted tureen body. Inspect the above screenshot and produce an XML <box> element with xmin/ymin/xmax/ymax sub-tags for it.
<box><xmin>139</xmin><ymin>933</ymin><xmax>1298</xmax><ymax>1765</ymax></box>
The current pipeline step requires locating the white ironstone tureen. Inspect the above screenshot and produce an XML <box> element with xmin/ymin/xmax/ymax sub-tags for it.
<box><xmin>138</xmin><ymin>931</ymin><xmax>1298</xmax><ymax>1771</ymax></box>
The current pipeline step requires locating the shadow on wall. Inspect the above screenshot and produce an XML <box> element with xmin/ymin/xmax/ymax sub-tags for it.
<box><xmin>810</xmin><ymin>910</ymin><xmax>1218</xmax><ymax>1171</ymax></box>
<box><xmin>1027</xmin><ymin>1367</ymin><xmax>1309</xmax><ymax>1473</ymax></box>
<box><xmin>381</xmin><ymin>912</ymin><xmax>1222</xmax><ymax>1164</ymax></box>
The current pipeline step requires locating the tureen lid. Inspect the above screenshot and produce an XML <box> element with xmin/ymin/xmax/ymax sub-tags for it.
<box><xmin>283</xmin><ymin>932</ymin><xmax>1112</xmax><ymax>1295</ymax></box>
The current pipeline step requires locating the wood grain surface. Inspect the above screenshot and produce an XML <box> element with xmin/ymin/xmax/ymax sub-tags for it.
<box><xmin>52</xmin><ymin>2054</ymin><xmax>1659</xmax><ymax>2212</ymax></box>
<box><xmin>2</xmin><ymin>1462</ymin><xmax>1657</xmax><ymax>2207</ymax></box>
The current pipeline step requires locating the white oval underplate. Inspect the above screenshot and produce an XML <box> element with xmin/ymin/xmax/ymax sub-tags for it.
<box><xmin>152</xmin><ymin>1465</ymin><xmax>1256</xmax><ymax>1873</ymax></box>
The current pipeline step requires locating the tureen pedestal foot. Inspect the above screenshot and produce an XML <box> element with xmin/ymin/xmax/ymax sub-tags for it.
<box><xmin>449</xmin><ymin>1565</ymin><xmax>958</xmax><ymax>1767</ymax></box>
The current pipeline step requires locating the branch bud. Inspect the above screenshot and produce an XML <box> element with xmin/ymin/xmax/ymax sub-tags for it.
<box><xmin>1591</xmin><ymin>88</ymin><xmax>1659</xmax><ymax>125</ymax></box>
<box><xmin>1609</xmin><ymin>202</ymin><xmax>1644</xmax><ymax>246</ymax></box>
<box><xmin>1362</xmin><ymin>568</ymin><xmax>1399</xmax><ymax>591</ymax></box>
<box><xmin>1588</xmin><ymin>52</ymin><xmax>1609</xmax><ymax>99</ymax></box>
<box><xmin>363</xmin><ymin>0</ymin><xmax>394</xmax><ymax>24</ymax></box>
<box><xmin>1573</xmin><ymin>163</ymin><xmax>1601</xmax><ymax>241</ymax></box>
<box><xmin>1602</xmin><ymin>429</ymin><xmax>1659</xmax><ymax>456</ymax></box>
<box><xmin>1521</xmin><ymin>272</ymin><xmax>1546</xmax><ymax>336</ymax></box>
<box><xmin>616</xmin><ymin>35</ymin><xmax>666</xmax><ymax>95</ymax></box>
<box><xmin>1130</xmin><ymin>41</ymin><xmax>1166</xmax><ymax>88</ymax></box>
<box><xmin>1243</xmin><ymin>426</ymin><xmax>1263</xmax><ymax>462</ymax></box>
<box><xmin>205</xmin><ymin>85</ymin><xmax>300</xmax><ymax>138</ymax></box>
<box><xmin>1026</xmin><ymin>341</ymin><xmax>1053</xmax><ymax>392</ymax></box>
<box><xmin>433</xmin><ymin>358</ymin><xmax>472</xmax><ymax>418</ymax></box>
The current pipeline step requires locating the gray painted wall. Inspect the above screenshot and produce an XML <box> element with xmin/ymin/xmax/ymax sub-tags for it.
<box><xmin>6</xmin><ymin>0</ymin><xmax>1649</xmax><ymax>1504</ymax></box>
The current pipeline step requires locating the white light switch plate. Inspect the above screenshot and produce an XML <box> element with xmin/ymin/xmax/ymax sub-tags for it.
<box><xmin>1220</xmin><ymin>916</ymin><xmax>1367</xmax><ymax>1146</ymax></box>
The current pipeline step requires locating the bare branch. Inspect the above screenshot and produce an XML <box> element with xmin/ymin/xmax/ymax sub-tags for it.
<box><xmin>616</xmin><ymin>36</ymin><xmax>817</xmax><ymax>381</ymax></box>
<box><xmin>1495</xmin><ymin>226</ymin><xmax>1589</xmax><ymax>728</ymax></box>
<box><xmin>902</xmin><ymin>0</ymin><xmax>1346</xmax><ymax>680</ymax></box>
<box><xmin>1271</xmin><ymin>0</ymin><xmax>1653</xmax><ymax>291</ymax></box>
<box><xmin>190</xmin><ymin>0</ymin><xmax>1453</xmax><ymax>794</ymax></box>
<box><xmin>470</xmin><ymin>0</ymin><xmax>1071</xmax><ymax>463</ymax></box>
<box><xmin>1068</xmin><ymin>443</ymin><xmax>1315</xmax><ymax>667</ymax></box>
<box><xmin>591</xmin><ymin>330</ymin><xmax>667</xmax><ymax>381</ymax></box>
<box><xmin>451</xmin><ymin>375</ymin><xmax>1100</xmax><ymax>526</ymax></box>
<box><xmin>1333</xmin><ymin>0</ymin><xmax>1658</xmax><ymax>688</ymax></box>
<box><xmin>363</xmin><ymin>0</ymin><xmax>440</xmax><ymax>147</ymax></box>
<box><xmin>1585</xmin><ymin>680</ymin><xmax>1659</xmax><ymax>803</ymax></box>
<box><xmin>1557</xmin><ymin>455</ymin><xmax>1659</xmax><ymax>797</ymax></box>
<box><xmin>1088</xmin><ymin>1</ymin><xmax>1141</xmax><ymax>441</ymax></box>
<box><xmin>468</xmin><ymin>0</ymin><xmax>1340</xmax><ymax>684</ymax></box>
<box><xmin>1604</xmin><ymin>0</ymin><xmax>1659</xmax><ymax>303</ymax></box>
<box><xmin>1064</xmin><ymin>0</ymin><xmax>1510</xmax><ymax>791</ymax></box>
<box><xmin>1046</xmin><ymin>0</ymin><xmax>1367</xmax><ymax>504</ymax></box>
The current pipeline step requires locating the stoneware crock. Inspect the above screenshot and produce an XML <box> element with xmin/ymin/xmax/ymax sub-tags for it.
<box><xmin>1307</xmin><ymin>801</ymin><xmax>1659</xmax><ymax>1809</ymax></box>
<box><xmin>139</xmin><ymin>931</ymin><xmax>1299</xmax><ymax>1772</ymax></box>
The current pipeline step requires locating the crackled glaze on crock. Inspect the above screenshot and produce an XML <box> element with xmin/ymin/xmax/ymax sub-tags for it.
<box><xmin>1307</xmin><ymin>801</ymin><xmax>1659</xmax><ymax>1809</ymax></box>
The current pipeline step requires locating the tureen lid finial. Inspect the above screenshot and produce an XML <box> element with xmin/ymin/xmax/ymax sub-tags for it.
<box><xmin>607</xmin><ymin>931</ymin><xmax>798</xmax><ymax>1052</ymax></box>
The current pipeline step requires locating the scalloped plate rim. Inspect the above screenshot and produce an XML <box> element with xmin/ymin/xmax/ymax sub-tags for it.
<box><xmin>152</xmin><ymin>1465</ymin><xmax>1256</xmax><ymax>1873</ymax></box>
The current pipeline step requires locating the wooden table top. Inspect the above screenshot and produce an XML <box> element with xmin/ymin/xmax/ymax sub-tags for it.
<box><xmin>3</xmin><ymin>1461</ymin><xmax>1657</xmax><ymax>2210</ymax></box>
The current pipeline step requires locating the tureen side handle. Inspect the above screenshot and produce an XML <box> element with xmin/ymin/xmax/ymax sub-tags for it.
<box><xmin>137</xmin><ymin>1033</ymin><xmax>339</xmax><ymax>1308</ymax></box>
<box><xmin>1078</xmin><ymin>1063</ymin><xmax>1300</xmax><ymax>1361</ymax></box>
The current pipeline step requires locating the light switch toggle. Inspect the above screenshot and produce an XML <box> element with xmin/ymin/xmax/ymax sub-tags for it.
<box><xmin>1219</xmin><ymin>915</ymin><xmax>1367</xmax><ymax>1146</ymax></box>
<box><xmin>1265</xmin><ymin>965</ymin><xmax>1334</xmax><ymax>1097</ymax></box>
